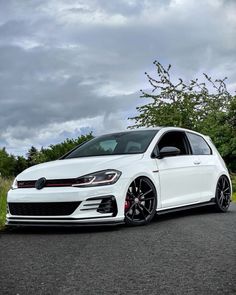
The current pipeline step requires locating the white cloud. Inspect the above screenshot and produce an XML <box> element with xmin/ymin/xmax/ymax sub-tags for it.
<box><xmin>2</xmin><ymin>112</ymin><xmax>129</xmax><ymax>155</ymax></box>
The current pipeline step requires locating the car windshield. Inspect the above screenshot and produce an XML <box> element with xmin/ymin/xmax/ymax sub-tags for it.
<box><xmin>63</xmin><ymin>130</ymin><xmax>159</xmax><ymax>158</ymax></box>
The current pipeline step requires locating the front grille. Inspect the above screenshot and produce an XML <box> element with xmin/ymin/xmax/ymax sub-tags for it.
<box><xmin>8</xmin><ymin>202</ymin><xmax>81</xmax><ymax>216</ymax></box>
<box><xmin>18</xmin><ymin>180</ymin><xmax>36</xmax><ymax>188</ymax></box>
<box><xmin>17</xmin><ymin>179</ymin><xmax>76</xmax><ymax>189</ymax></box>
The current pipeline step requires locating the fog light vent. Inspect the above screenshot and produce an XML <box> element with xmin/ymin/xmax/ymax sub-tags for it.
<box><xmin>97</xmin><ymin>196</ymin><xmax>117</xmax><ymax>216</ymax></box>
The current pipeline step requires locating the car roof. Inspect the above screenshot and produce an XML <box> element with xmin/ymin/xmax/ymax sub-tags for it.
<box><xmin>159</xmin><ymin>126</ymin><xmax>208</xmax><ymax>137</ymax></box>
<box><xmin>98</xmin><ymin>127</ymin><xmax>206</xmax><ymax>137</ymax></box>
<box><xmin>96</xmin><ymin>128</ymin><xmax>161</xmax><ymax>137</ymax></box>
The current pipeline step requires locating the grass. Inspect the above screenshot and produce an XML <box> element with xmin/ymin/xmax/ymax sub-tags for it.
<box><xmin>0</xmin><ymin>174</ymin><xmax>236</xmax><ymax>230</ymax></box>
<box><xmin>231</xmin><ymin>174</ymin><xmax>236</xmax><ymax>202</ymax></box>
<box><xmin>0</xmin><ymin>177</ymin><xmax>12</xmax><ymax>229</ymax></box>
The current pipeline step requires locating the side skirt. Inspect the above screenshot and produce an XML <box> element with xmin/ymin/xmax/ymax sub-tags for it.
<box><xmin>156</xmin><ymin>198</ymin><xmax>216</xmax><ymax>215</ymax></box>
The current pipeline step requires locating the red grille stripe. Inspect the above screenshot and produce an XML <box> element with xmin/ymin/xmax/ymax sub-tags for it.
<box><xmin>17</xmin><ymin>179</ymin><xmax>76</xmax><ymax>188</ymax></box>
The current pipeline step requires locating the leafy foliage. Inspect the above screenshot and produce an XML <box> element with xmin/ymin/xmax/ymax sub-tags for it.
<box><xmin>0</xmin><ymin>148</ymin><xmax>16</xmax><ymax>178</ymax></box>
<box><xmin>130</xmin><ymin>61</ymin><xmax>236</xmax><ymax>172</ymax></box>
<box><xmin>0</xmin><ymin>177</ymin><xmax>12</xmax><ymax>228</ymax></box>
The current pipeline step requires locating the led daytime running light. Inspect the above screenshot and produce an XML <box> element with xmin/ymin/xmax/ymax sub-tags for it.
<box><xmin>72</xmin><ymin>170</ymin><xmax>121</xmax><ymax>187</ymax></box>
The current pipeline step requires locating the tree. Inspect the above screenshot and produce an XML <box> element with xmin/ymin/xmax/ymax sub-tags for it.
<box><xmin>24</xmin><ymin>134</ymin><xmax>94</xmax><ymax>167</ymax></box>
<box><xmin>14</xmin><ymin>156</ymin><xmax>28</xmax><ymax>176</ymax></box>
<box><xmin>0</xmin><ymin>148</ymin><xmax>16</xmax><ymax>177</ymax></box>
<box><xmin>39</xmin><ymin>133</ymin><xmax>93</xmax><ymax>162</ymax></box>
<box><xmin>129</xmin><ymin>61</ymin><xmax>236</xmax><ymax>172</ymax></box>
<box><xmin>26</xmin><ymin>146</ymin><xmax>40</xmax><ymax>167</ymax></box>
<box><xmin>0</xmin><ymin>133</ymin><xmax>94</xmax><ymax>177</ymax></box>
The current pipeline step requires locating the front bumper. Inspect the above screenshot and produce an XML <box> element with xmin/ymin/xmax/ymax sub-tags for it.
<box><xmin>6</xmin><ymin>179</ymin><xmax>128</xmax><ymax>226</ymax></box>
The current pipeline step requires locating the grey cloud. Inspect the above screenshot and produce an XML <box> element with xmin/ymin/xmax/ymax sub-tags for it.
<box><xmin>0</xmin><ymin>0</ymin><xmax>235</xmax><ymax>154</ymax></box>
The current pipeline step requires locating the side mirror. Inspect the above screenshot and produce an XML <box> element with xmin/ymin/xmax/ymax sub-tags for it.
<box><xmin>158</xmin><ymin>146</ymin><xmax>180</xmax><ymax>159</ymax></box>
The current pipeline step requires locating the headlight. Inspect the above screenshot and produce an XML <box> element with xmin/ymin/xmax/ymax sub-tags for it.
<box><xmin>72</xmin><ymin>169</ymin><xmax>121</xmax><ymax>187</ymax></box>
<box><xmin>11</xmin><ymin>178</ymin><xmax>18</xmax><ymax>190</ymax></box>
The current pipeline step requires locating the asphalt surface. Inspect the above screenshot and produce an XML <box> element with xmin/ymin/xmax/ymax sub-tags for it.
<box><xmin>0</xmin><ymin>204</ymin><xmax>236</xmax><ymax>295</ymax></box>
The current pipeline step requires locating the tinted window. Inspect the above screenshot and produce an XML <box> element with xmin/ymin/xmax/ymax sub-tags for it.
<box><xmin>64</xmin><ymin>130</ymin><xmax>158</xmax><ymax>158</ymax></box>
<box><xmin>157</xmin><ymin>131</ymin><xmax>189</xmax><ymax>155</ymax></box>
<box><xmin>186</xmin><ymin>132</ymin><xmax>211</xmax><ymax>155</ymax></box>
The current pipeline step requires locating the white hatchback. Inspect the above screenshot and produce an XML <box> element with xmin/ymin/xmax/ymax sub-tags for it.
<box><xmin>7</xmin><ymin>127</ymin><xmax>232</xmax><ymax>227</ymax></box>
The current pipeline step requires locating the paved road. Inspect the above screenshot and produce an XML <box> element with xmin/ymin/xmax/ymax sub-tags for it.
<box><xmin>0</xmin><ymin>204</ymin><xmax>236</xmax><ymax>295</ymax></box>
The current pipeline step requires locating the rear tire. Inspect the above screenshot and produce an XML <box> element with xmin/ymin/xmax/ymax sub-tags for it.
<box><xmin>214</xmin><ymin>175</ymin><xmax>231</xmax><ymax>212</ymax></box>
<box><xmin>124</xmin><ymin>177</ymin><xmax>157</xmax><ymax>226</ymax></box>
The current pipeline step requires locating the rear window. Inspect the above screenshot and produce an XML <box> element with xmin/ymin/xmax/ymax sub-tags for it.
<box><xmin>186</xmin><ymin>132</ymin><xmax>212</xmax><ymax>155</ymax></box>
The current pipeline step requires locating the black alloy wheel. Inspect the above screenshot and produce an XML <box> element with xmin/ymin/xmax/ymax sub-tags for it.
<box><xmin>215</xmin><ymin>175</ymin><xmax>231</xmax><ymax>212</ymax></box>
<box><xmin>125</xmin><ymin>177</ymin><xmax>157</xmax><ymax>226</ymax></box>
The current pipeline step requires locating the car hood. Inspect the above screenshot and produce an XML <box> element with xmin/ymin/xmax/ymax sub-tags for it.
<box><xmin>17</xmin><ymin>154</ymin><xmax>144</xmax><ymax>180</ymax></box>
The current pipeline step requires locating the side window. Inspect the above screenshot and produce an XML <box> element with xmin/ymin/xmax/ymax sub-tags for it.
<box><xmin>186</xmin><ymin>132</ymin><xmax>211</xmax><ymax>155</ymax></box>
<box><xmin>157</xmin><ymin>131</ymin><xmax>189</xmax><ymax>155</ymax></box>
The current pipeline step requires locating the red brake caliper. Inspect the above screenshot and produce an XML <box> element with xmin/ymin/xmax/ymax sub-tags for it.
<box><xmin>125</xmin><ymin>196</ymin><xmax>131</xmax><ymax>211</ymax></box>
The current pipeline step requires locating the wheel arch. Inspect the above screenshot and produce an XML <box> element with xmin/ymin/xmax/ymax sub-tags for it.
<box><xmin>123</xmin><ymin>173</ymin><xmax>160</xmax><ymax>210</ymax></box>
<box><xmin>215</xmin><ymin>173</ymin><xmax>233</xmax><ymax>200</ymax></box>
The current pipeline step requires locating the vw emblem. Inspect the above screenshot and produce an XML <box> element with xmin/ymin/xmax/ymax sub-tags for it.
<box><xmin>35</xmin><ymin>177</ymin><xmax>47</xmax><ymax>190</ymax></box>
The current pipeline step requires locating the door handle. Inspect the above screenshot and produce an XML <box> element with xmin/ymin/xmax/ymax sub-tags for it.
<box><xmin>193</xmin><ymin>161</ymin><xmax>201</xmax><ymax>165</ymax></box>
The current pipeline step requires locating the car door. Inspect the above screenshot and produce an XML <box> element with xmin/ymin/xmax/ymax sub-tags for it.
<box><xmin>186</xmin><ymin>132</ymin><xmax>217</xmax><ymax>202</ymax></box>
<box><xmin>154</xmin><ymin>131</ymin><xmax>202</xmax><ymax>209</ymax></box>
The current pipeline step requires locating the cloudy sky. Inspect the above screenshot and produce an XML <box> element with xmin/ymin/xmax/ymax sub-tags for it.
<box><xmin>0</xmin><ymin>0</ymin><xmax>236</xmax><ymax>155</ymax></box>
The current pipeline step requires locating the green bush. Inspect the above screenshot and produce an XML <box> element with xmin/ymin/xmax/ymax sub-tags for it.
<box><xmin>231</xmin><ymin>175</ymin><xmax>236</xmax><ymax>202</ymax></box>
<box><xmin>0</xmin><ymin>178</ymin><xmax>12</xmax><ymax>229</ymax></box>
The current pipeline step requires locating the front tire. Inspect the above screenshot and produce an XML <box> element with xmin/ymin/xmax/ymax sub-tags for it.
<box><xmin>214</xmin><ymin>175</ymin><xmax>231</xmax><ymax>212</ymax></box>
<box><xmin>124</xmin><ymin>177</ymin><xmax>157</xmax><ymax>226</ymax></box>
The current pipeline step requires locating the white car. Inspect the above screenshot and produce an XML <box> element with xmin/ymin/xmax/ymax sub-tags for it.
<box><xmin>7</xmin><ymin>127</ymin><xmax>232</xmax><ymax>227</ymax></box>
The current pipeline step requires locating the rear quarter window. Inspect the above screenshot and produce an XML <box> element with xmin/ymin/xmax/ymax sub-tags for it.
<box><xmin>186</xmin><ymin>132</ymin><xmax>212</xmax><ymax>155</ymax></box>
